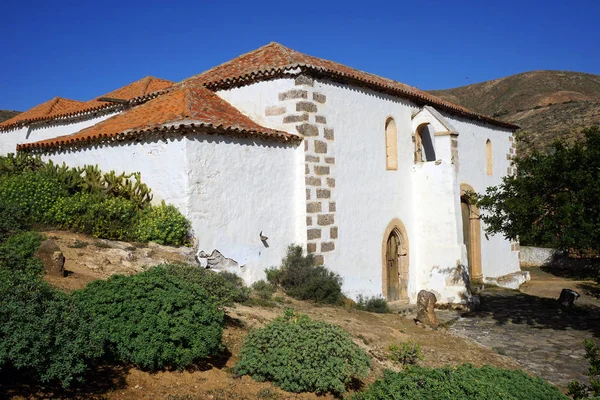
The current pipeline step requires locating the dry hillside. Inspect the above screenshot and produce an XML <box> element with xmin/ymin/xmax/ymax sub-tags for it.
<box><xmin>429</xmin><ymin>71</ymin><xmax>600</xmax><ymax>153</ymax></box>
<box><xmin>0</xmin><ymin>110</ymin><xmax>20</xmax><ymax>123</ymax></box>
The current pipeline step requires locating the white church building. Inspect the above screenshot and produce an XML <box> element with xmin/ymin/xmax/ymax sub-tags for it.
<box><xmin>0</xmin><ymin>42</ymin><xmax>527</xmax><ymax>303</ymax></box>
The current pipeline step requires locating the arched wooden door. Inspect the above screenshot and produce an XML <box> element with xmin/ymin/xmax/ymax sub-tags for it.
<box><xmin>384</xmin><ymin>227</ymin><xmax>409</xmax><ymax>302</ymax></box>
<box><xmin>461</xmin><ymin>198</ymin><xmax>473</xmax><ymax>276</ymax></box>
<box><xmin>386</xmin><ymin>232</ymin><xmax>400</xmax><ymax>301</ymax></box>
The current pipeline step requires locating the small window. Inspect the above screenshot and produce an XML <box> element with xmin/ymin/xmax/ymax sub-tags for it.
<box><xmin>415</xmin><ymin>124</ymin><xmax>436</xmax><ymax>162</ymax></box>
<box><xmin>385</xmin><ymin>117</ymin><xmax>398</xmax><ymax>170</ymax></box>
<box><xmin>486</xmin><ymin>139</ymin><xmax>493</xmax><ymax>175</ymax></box>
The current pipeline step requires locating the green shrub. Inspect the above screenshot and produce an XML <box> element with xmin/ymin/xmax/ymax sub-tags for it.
<box><xmin>353</xmin><ymin>365</ymin><xmax>568</xmax><ymax>400</ymax></box>
<box><xmin>356</xmin><ymin>295</ymin><xmax>391</xmax><ymax>313</ymax></box>
<box><xmin>569</xmin><ymin>339</ymin><xmax>600</xmax><ymax>399</ymax></box>
<box><xmin>0</xmin><ymin>172</ymin><xmax>66</xmax><ymax>223</ymax></box>
<box><xmin>0</xmin><ymin>200</ymin><xmax>28</xmax><ymax>242</ymax></box>
<box><xmin>0</xmin><ymin>231</ymin><xmax>44</xmax><ymax>275</ymax></box>
<box><xmin>0</xmin><ymin>153</ymin><xmax>44</xmax><ymax>176</ymax></box>
<box><xmin>73</xmin><ymin>266</ymin><xmax>224</xmax><ymax>370</ymax></box>
<box><xmin>0</xmin><ymin>270</ymin><xmax>103</xmax><ymax>387</ymax></box>
<box><xmin>134</xmin><ymin>202</ymin><xmax>190</xmax><ymax>246</ymax></box>
<box><xmin>234</xmin><ymin>310</ymin><xmax>370</xmax><ymax>395</ymax></box>
<box><xmin>266</xmin><ymin>245</ymin><xmax>344</xmax><ymax>305</ymax></box>
<box><xmin>252</xmin><ymin>280</ymin><xmax>277</xmax><ymax>300</ymax></box>
<box><xmin>163</xmin><ymin>264</ymin><xmax>250</xmax><ymax>306</ymax></box>
<box><xmin>387</xmin><ymin>341</ymin><xmax>423</xmax><ymax>366</ymax></box>
<box><xmin>48</xmin><ymin>193</ymin><xmax>138</xmax><ymax>240</ymax></box>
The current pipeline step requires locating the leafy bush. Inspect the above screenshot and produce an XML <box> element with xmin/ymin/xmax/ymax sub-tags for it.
<box><xmin>353</xmin><ymin>365</ymin><xmax>568</xmax><ymax>400</ymax></box>
<box><xmin>387</xmin><ymin>341</ymin><xmax>423</xmax><ymax>366</ymax></box>
<box><xmin>0</xmin><ymin>231</ymin><xmax>44</xmax><ymax>275</ymax></box>
<box><xmin>0</xmin><ymin>152</ymin><xmax>44</xmax><ymax>176</ymax></box>
<box><xmin>48</xmin><ymin>193</ymin><xmax>138</xmax><ymax>240</ymax></box>
<box><xmin>252</xmin><ymin>280</ymin><xmax>277</xmax><ymax>300</ymax></box>
<box><xmin>0</xmin><ymin>172</ymin><xmax>66</xmax><ymax>223</ymax></box>
<box><xmin>569</xmin><ymin>339</ymin><xmax>600</xmax><ymax>399</ymax></box>
<box><xmin>234</xmin><ymin>310</ymin><xmax>370</xmax><ymax>395</ymax></box>
<box><xmin>73</xmin><ymin>266</ymin><xmax>224</xmax><ymax>370</ymax></box>
<box><xmin>266</xmin><ymin>245</ymin><xmax>344</xmax><ymax>305</ymax></box>
<box><xmin>356</xmin><ymin>295</ymin><xmax>391</xmax><ymax>313</ymax></box>
<box><xmin>134</xmin><ymin>202</ymin><xmax>190</xmax><ymax>246</ymax></box>
<box><xmin>0</xmin><ymin>270</ymin><xmax>103</xmax><ymax>387</ymax></box>
<box><xmin>0</xmin><ymin>200</ymin><xmax>28</xmax><ymax>242</ymax></box>
<box><xmin>163</xmin><ymin>264</ymin><xmax>250</xmax><ymax>306</ymax></box>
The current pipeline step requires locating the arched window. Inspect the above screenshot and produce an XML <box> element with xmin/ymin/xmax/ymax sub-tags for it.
<box><xmin>385</xmin><ymin>117</ymin><xmax>398</xmax><ymax>170</ymax></box>
<box><xmin>415</xmin><ymin>124</ymin><xmax>436</xmax><ymax>162</ymax></box>
<box><xmin>486</xmin><ymin>139</ymin><xmax>493</xmax><ymax>175</ymax></box>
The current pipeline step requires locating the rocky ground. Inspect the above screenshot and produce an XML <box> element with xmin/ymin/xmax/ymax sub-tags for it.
<box><xmin>4</xmin><ymin>231</ymin><xmax>599</xmax><ymax>399</ymax></box>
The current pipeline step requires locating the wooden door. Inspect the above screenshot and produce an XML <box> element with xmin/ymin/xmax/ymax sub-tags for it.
<box><xmin>461</xmin><ymin>199</ymin><xmax>473</xmax><ymax>276</ymax></box>
<box><xmin>386</xmin><ymin>232</ymin><xmax>400</xmax><ymax>301</ymax></box>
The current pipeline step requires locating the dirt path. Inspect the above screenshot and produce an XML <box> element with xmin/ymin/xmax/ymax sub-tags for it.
<box><xmin>450</xmin><ymin>267</ymin><xmax>600</xmax><ymax>388</ymax></box>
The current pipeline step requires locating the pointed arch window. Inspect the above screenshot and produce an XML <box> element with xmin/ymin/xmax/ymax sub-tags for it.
<box><xmin>385</xmin><ymin>117</ymin><xmax>398</xmax><ymax>170</ymax></box>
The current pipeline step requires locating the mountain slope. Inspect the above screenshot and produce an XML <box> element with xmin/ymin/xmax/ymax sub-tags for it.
<box><xmin>429</xmin><ymin>71</ymin><xmax>600</xmax><ymax>153</ymax></box>
<box><xmin>0</xmin><ymin>110</ymin><xmax>20</xmax><ymax>123</ymax></box>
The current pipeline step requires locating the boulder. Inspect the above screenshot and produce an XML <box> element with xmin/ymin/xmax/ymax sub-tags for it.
<box><xmin>35</xmin><ymin>239</ymin><xmax>65</xmax><ymax>277</ymax></box>
<box><xmin>416</xmin><ymin>290</ymin><xmax>439</xmax><ymax>328</ymax></box>
<box><xmin>558</xmin><ymin>288</ymin><xmax>580</xmax><ymax>310</ymax></box>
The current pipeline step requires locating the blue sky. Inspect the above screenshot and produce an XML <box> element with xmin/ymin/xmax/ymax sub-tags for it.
<box><xmin>1</xmin><ymin>0</ymin><xmax>599</xmax><ymax>111</ymax></box>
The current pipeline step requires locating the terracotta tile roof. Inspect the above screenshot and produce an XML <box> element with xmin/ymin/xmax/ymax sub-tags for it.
<box><xmin>1</xmin><ymin>76</ymin><xmax>174</xmax><ymax>131</ymax></box>
<box><xmin>18</xmin><ymin>82</ymin><xmax>298</xmax><ymax>151</ymax></box>
<box><xmin>189</xmin><ymin>42</ymin><xmax>518</xmax><ymax>130</ymax></box>
<box><xmin>0</xmin><ymin>97</ymin><xmax>84</xmax><ymax>128</ymax></box>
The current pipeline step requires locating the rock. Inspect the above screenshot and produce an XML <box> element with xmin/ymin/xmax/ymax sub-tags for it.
<box><xmin>466</xmin><ymin>294</ymin><xmax>482</xmax><ymax>312</ymax></box>
<box><xmin>558</xmin><ymin>289</ymin><xmax>580</xmax><ymax>310</ymax></box>
<box><xmin>35</xmin><ymin>240</ymin><xmax>65</xmax><ymax>277</ymax></box>
<box><xmin>416</xmin><ymin>290</ymin><xmax>439</xmax><ymax>328</ymax></box>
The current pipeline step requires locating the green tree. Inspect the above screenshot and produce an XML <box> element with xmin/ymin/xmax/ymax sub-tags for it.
<box><xmin>474</xmin><ymin>126</ymin><xmax>600</xmax><ymax>252</ymax></box>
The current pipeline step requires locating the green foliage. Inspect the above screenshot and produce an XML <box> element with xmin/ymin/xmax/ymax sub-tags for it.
<box><xmin>234</xmin><ymin>310</ymin><xmax>370</xmax><ymax>395</ymax></box>
<box><xmin>0</xmin><ymin>231</ymin><xmax>44</xmax><ymax>274</ymax></box>
<box><xmin>0</xmin><ymin>153</ymin><xmax>190</xmax><ymax>246</ymax></box>
<box><xmin>354</xmin><ymin>365</ymin><xmax>568</xmax><ymax>400</ymax></box>
<box><xmin>475</xmin><ymin>126</ymin><xmax>600</xmax><ymax>251</ymax></box>
<box><xmin>0</xmin><ymin>152</ymin><xmax>44</xmax><ymax>176</ymax></box>
<box><xmin>73</xmin><ymin>266</ymin><xmax>224</xmax><ymax>370</ymax></box>
<box><xmin>356</xmin><ymin>295</ymin><xmax>391</xmax><ymax>313</ymax></box>
<box><xmin>568</xmin><ymin>339</ymin><xmax>600</xmax><ymax>399</ymax></box>
<box><xmin>48</xmin><ymin>193</ymin><xmax>139</xmax><ymax>240</ymax></box>
<box><xmin>387</xmin><ymin>341</ymin><xmax>423</xmax><ymax>366</ymax></box>
<box><xmin>266</xmin><ymin>245</ymin><xmax>344</xmax><ymax>305</ymax></box>
<box><xmin>134</xmin><ymin>202</ymin><xmax>191</xmax><ymax>246</ymax></box>
<box><xmin>163</xmin><ymin>264</ymin><xmax>250</xmax><ymax>306</ymax></box>
<box><xmin>252</xmin><ymin>280</ymin><xmax>277</xmax><ymax>300</ymax></box>
<box><xmin>0</xmin><ymin>199</ymin><xmax>28</xmax><ymax>241</ymax></box>
<box><xmin>0</xmin><ymin>171</ymin><xmax>67</xmax><ymax>223</ymax></box>
<box><xmin>0</xmin><ymin>270</ymin><xmax>103</xmax><ymax>387</ymax></box>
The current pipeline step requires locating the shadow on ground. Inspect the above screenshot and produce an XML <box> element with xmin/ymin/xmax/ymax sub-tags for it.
<box><xmin>462</xmin><ymin>287</ymin><xmax>600</xmax><ymax>338</ymax></box>
<box><xmin>0</xmin><ymin>364</ymin><xmax>130</xmax><ymax>400</ymax></box>
<box><xmin>541</xmin><ymin>255</ymin><xmax>600</xmax><ymax>281</ymax></box>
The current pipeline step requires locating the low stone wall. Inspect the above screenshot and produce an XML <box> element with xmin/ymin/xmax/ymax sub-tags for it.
<box><xmin>520</xmin><ymin>246</ymin><xmax>558</xmax><ymax>267</ymax></box>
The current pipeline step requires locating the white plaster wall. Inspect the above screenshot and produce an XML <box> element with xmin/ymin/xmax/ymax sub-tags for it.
<box><xmin>312</xmin><ymin>80</ymin><xmax>420</xmax><ymax>301</ymax></box>
<box><xmin>443</xmin><ymin>112</ymin><xmax>520</xmax><ymax>277</ymax></box>
<box><xmin>0</xmin><ymin>127</ymin><xmax>26</xmax><ymax>155</ymax></box>
<box><xmin>0</xmin><ymin>113</ymin><xmax>121</xmax><ymax>156</ymax></box>
<box><xmin>217</xmin><ymin>78</ymin><xmax>297</xmax><ymax>132</ymax></box>
<box><xmin>20</xmin><ymin>112</ymin><xmax>119</xmax><ymax>145</ymax></box>
<box><xmin>520</xmin><ymin>246</ymin><xmax>558</xmax><ymax>267</ymax></box>
<box><xmin>185</xmin><ymin>134</ymin><xmax>303</xmax><ymax>284</ymax></box>
<box><xmin>413</xmin><ymin>161</ymin><xmax>468</xmax><ymax>303</ymax></box>
<box><xmin>42</xmin><ymin>138</ymin><xmax>189</xmax><ymax>214</ymax></box>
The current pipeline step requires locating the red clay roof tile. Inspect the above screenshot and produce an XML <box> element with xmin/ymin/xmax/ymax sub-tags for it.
<box><xmin>189</xmin><ymin>42</ymin><xmax>517</xmax><ymax>130</ymax></box>
<box><xmin>0</xmin><ymin>97</ymin><xmax>84</xmax><ymax>128</ymax></box>
<box><xmin>18</xmin><ymin>82</ymin><xmax>298</xmax><ymax>151</ymax></box>
<box><xmin>1</xmin><ymin>76</ymin><xmax>174</xmax><ymax>131</ymax></box>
